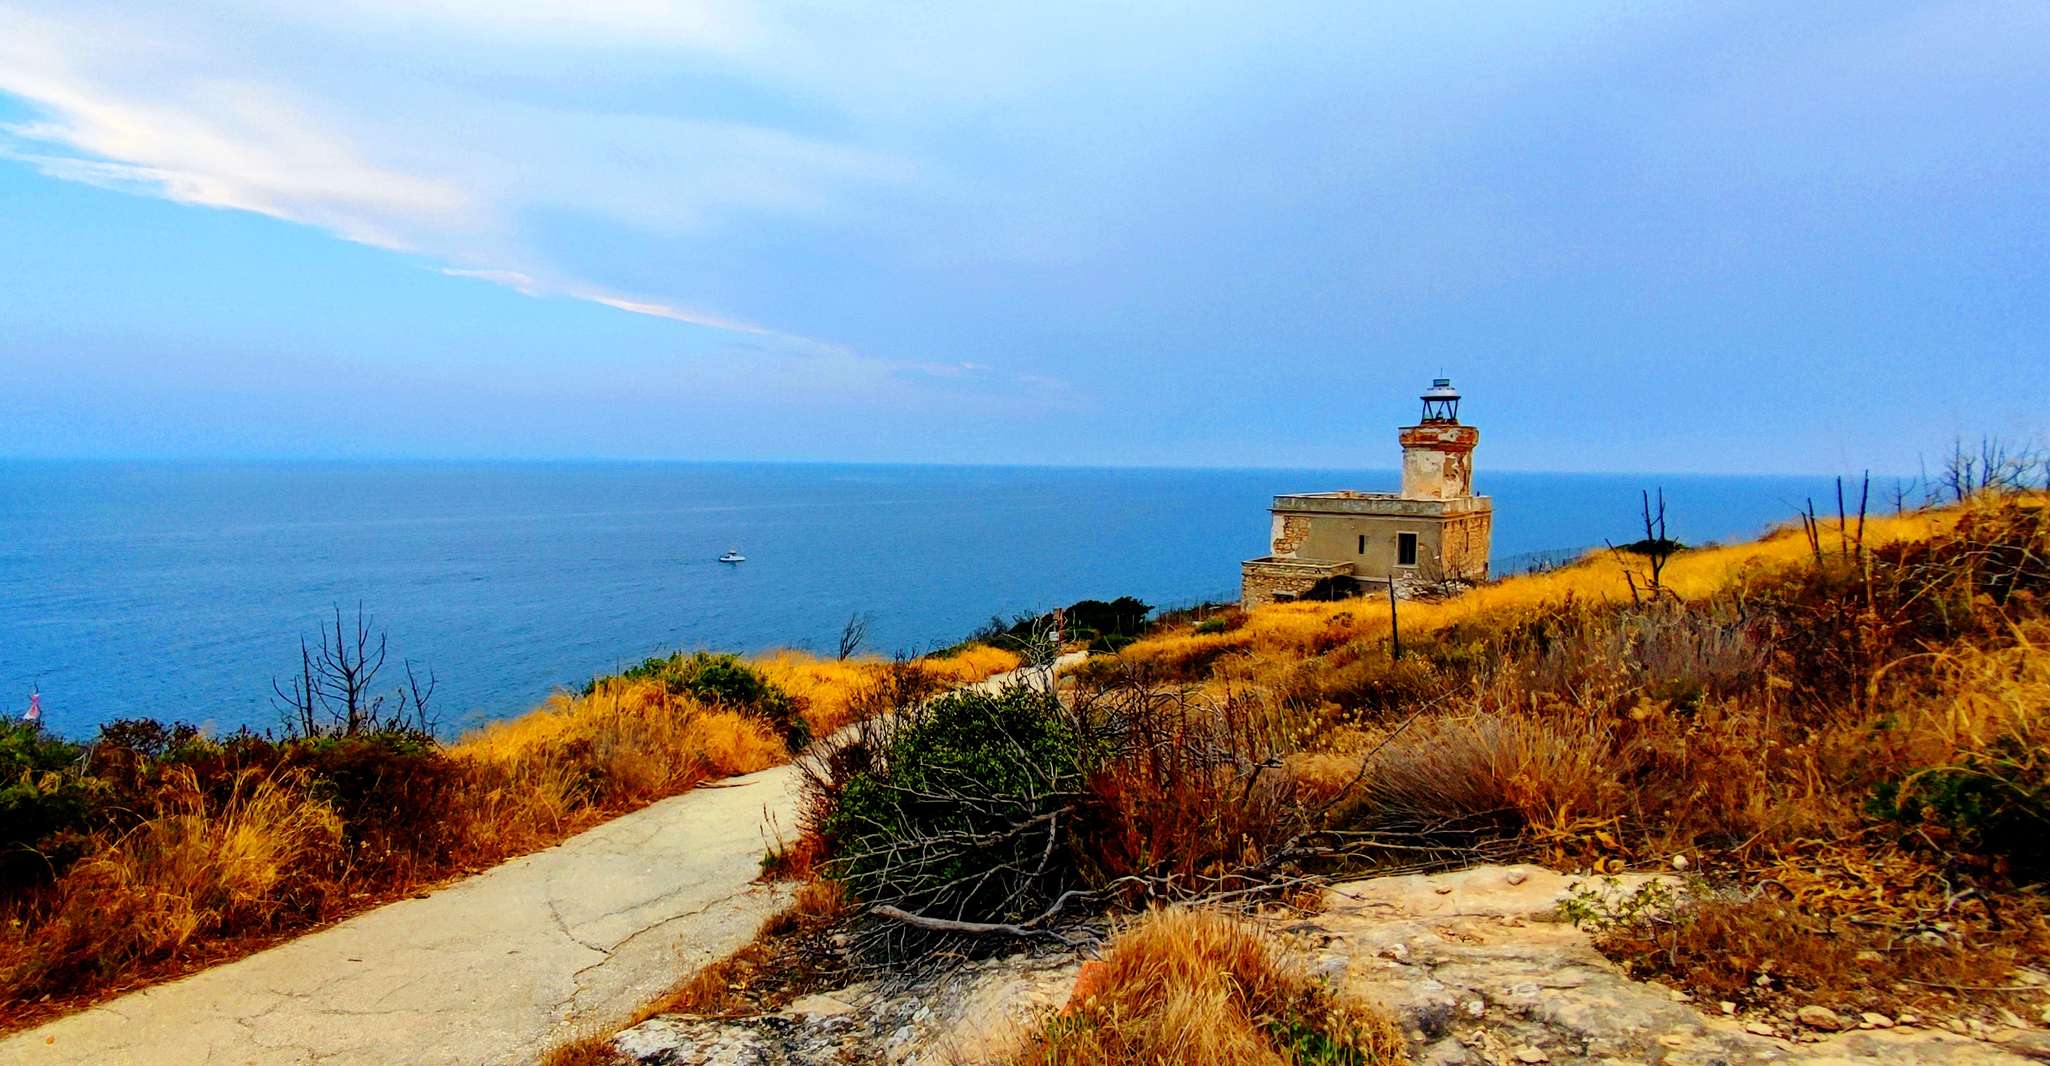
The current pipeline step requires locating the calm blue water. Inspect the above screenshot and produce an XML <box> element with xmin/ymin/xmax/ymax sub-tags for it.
<box><xmin>0</xmin><ymin>462</ymin><xmax>1839</xmax><ymax>738</ymax></box>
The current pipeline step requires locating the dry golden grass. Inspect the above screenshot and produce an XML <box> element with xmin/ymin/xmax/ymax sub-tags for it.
<box><xmin>1351</xmin><ymin>714</ymin><xmax>1615</xmax><ymax>835</ymax></box>
<box><xmin>446</xmin><ymin>646</ymin><xmax>1014</xmax><ymax>855</ymax></box>
<box><xmin>1011</xmin><ymin>907</ymin><xmax>1406</xmax><ymax>1065</ymax></box>
<box><xmin>753</xmin><ymin>652</ymin><xmax>884</xmax><ymax>736</ymax></box>
<box><xmin>1119</xmin><ymin>506</ymin><xmax>1972</xmax><ymax>678</ymax></box>
<box><xmin>536</xmin><ymin>1034</ymin><xmax>632</xmax><ymax>1066</ymax></box>
<box><xmin>1873</xmin><ymin>619</ymin><xmax>2049</xmax><ymax>775</ymax></box>
<box><xmin>2</xmin><ymin>767</ymin><xmax>344</xmax><ymax>998</ymax></box>
<box><xmin>754</xmin><ymin>646</ymin><xmax>1022</xmax><ymax>736</ymax></box>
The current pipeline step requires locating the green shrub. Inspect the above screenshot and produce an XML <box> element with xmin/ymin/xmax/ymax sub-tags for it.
<box><xmin>0</xmin><ymin>724</ymin><xmax>100</xmax><ymax>895</ymax></box>
<box><xmin>1869</xmin><ymin>738</ymin><xmax>2050</xmax><ymax>882</ymax></box>
<box><xmin>984</xmin><ymin>597</ymin><xmax>1155</xmax><ymax>651</ymax></box>
<box><xmin>1090</xmin><ymin>633</ymin><xmax>1138</xmax><ymax>654</ymax></box>
<box><xmin>611</xmin><ymin>652</ymin><xmax>810</xmax><ymax>750</ymax></box>
<box><xmin>823</xmin><ymin>684</ymin><xmax>1095</xmax><ymax>926</ymax></box>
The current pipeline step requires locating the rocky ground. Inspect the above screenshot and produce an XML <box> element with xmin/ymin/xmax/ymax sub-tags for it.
<box><xmin>607</xmin><ymin>865</ymin><xmax>2049</xmax><ymax>1065</ymax></box>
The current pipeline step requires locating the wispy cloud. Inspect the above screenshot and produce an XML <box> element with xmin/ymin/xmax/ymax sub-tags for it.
<box><xmin>0</xmin><ymin>1</ymin><xmax>927</xmax><ymax>353</ymax></box>
<box><xmin>577</xmin><ymin>294</ymin><xmax>778</xmax><ymax>338</ymax></box>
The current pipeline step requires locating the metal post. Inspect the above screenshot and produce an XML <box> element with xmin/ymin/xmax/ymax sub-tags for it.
<box><xmin>1387</xmin><ymin>580</ymin><xmax>1401</xmax><ymax>662</ymax></box>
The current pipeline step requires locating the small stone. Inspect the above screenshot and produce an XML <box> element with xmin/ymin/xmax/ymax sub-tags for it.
<box><xmin>1381</xmin><ymin>942</ymin><xmax>1412</xmax><ymax>963</ymax></box>
<box><xmin>1854</xmin><ymin>950</ymin><xmax>1883</xmax><ymax>963</ymax></box>
<box><xmin>1998</xmin><ymin>1007</ymin><xmax>2028</xmax><ymax>1029</ymax></box>
<box><xmin>1513</xmin><ymin>1046</ymin><xmax>1550</xmax><ymax>1063</ymax></box>
<box><xmin>1860</xmin><ymin>1012</ymin><xmax>1894</xmax><ymax>1029</ymax></box>
<box><xmin>1895</xmin><ymin>1012</ymin><xmax>1919</xmax><ymax>1027</ymax></box>
<box><xmin>1671</xmin><ymin>854</ymin><xmax>1689</xmax><ymax>870</ymax></box>
<box><xmin>1744</xmin><ymin>1021</ymin><xmax>1778</xmax><ymax>1038</ymax></box>
<box><xmin>1505</xmin><ymin>868</ymin><xmax>1529</xmax><ymax>885</ymax></box>
<box><xmin>1797</xmin><ymin>1005</ymin><xmax>1846</xmax><ymax>1031</ymax></box>
<box><xmin>1435</xmin><ymin>884</ymin><xmax>1454</xmax><ymax>895</ymax></box>
<box><xmin>1463</xmin><ymin>998</ymin><xmax>1486</xmax><ymax>1019</ymax></box>
<box><xmin>1420</xmin><ymin>1037</ymin><xmax>1472</xmax><ymax>1066</ymax></box>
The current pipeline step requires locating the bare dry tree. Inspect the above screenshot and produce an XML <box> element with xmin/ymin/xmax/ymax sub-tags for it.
<box><xmin>1607</xmin><ymin>487</ymin><xmax>1677</xmax><ymax>605</ymax></box>
<box><xmin>1937</xmin><ymin>435</ymin><xmax>2046</xmax><ymax>501</ymax></box>
<box><xmin>272</xmin><ymin>603</ymin><xmax>436</xmax><ymax>738</ymax></box>
<box><xmin>835</xmin><ymin>610</ymin><xmax>873</xmax><ymax>661</ymax></box>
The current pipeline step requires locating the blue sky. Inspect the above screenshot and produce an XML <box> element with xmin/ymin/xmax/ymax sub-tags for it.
<box><xmin>1</xmin><ymin>1</ymin><xmax>2045</xmax><ymax>474</ymax></box>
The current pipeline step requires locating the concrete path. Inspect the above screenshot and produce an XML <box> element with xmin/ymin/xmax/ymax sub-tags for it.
<box><xmin>3</xmin><ymin>765</ymin><xmax>797</xmax><ymax>1066</ymax></box>
<box><xmin>2</xmin><ymin>658</ymin><xmax>1071</xmax><ymax>1066</ymax></box>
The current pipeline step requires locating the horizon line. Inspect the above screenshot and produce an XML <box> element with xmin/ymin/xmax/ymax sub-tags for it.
<box><xmin>0</xmin><ymin>453</ymin><xmax>1918</xmax><ymax>481</ymax></box>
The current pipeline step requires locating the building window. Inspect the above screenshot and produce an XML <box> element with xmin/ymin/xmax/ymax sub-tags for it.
<box><xmin>1397</xmin><ymin>532</ymin><xmax>1418</xmax><ymax>567</ymax></box>
<box><xmin>1357</xmin><ymin>534</ymin><xmax>1366</xmax><ymax>554</ymax></box>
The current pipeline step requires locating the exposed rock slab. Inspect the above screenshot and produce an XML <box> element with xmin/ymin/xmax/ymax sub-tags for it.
<box><xmin>611</xmin><ymin>953</ymin><xmax>1080</xmax><ymax>1066</ymax></box>
<box><xmin>610</xmin><ymin>864</ymin><xmax>2045</xmax><ymax>1066</ymax></box>
<box><xmin>1316</xmin><ymin>864</ymin><xmax>2039</xmax><ymax>1065</ymax></box>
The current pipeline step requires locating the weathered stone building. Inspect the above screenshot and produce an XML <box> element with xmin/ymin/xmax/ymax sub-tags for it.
<box><xmin>1241</xmin><ymin>379</ymin><xmax>1492</xmax><ymax>607</ymax></box>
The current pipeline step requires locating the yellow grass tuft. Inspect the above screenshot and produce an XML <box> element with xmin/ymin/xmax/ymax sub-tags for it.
<box><xmin>1011</xmin><ymin>906</ymin><xmax>1406</xmax><ymax>1065</ymax></box>
<box><xmin>1</xmin><ymin>767</ymin><xmax>343</xmax><ymax>997</ymax></box>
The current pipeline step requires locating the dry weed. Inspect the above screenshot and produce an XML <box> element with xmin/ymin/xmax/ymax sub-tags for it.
<box><xmin>1011</xmin><ymin>907</ymin><xmax>1405</xmax><ymax>1065</ymax></box>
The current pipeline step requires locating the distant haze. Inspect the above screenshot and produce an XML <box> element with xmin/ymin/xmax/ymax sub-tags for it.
<box><xmin>1</xmin><ymin>3</ymin><xmax>2045</xmax><ymax>474</ymax></box>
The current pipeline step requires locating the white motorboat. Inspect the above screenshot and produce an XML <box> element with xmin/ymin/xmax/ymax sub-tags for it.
<box><xmin>718</xmin><ymin>548</ymin><xmax>746</xmax><ymax>563</ymax></box>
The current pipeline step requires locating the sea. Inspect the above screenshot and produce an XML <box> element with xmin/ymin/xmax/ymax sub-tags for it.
<box><xmin>0</xmin><ymin>461</ymin><xmax>1844</xmax><ymax>739</ymax></box>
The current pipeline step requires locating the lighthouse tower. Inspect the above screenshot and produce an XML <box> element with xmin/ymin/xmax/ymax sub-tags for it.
<box><xmin>1399</xmin><ymin>378</ymin><xmax>1479</xmax><ymax>501</ymax></box>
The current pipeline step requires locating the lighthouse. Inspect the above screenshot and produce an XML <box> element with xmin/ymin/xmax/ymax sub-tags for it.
<box><xmin>1239</xmin><ymin>377</ymin><xmax>1494</xmax><ymax>607</ymax></box>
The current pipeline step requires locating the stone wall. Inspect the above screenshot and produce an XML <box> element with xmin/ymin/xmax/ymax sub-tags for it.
<box><xmin>1240</xmin><ymin>558</ymin><xmax>1353</xmax><ymax>609</ymax></box>
<box><xmin>1438</xmin><ymin>510</ymin><xmax>1493</xmax><ymax>581</ymax></box>
<box><xmin>1270</xmin><ymin>513</ymin><xmax>1313</xmax><ymax>555</ymax></box>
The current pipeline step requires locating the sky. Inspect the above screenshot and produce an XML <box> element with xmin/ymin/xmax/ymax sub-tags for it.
<box><xmin>0</xmin><ymin>1</ymin><xmax>2045</xmax><ymax>474</ymax></box>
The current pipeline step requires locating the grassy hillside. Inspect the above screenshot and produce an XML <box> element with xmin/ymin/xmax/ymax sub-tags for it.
<box><xmin>778</xmin><ymin>492</ymin><xmax>2046</xmax><ymax>1056</ymax></box>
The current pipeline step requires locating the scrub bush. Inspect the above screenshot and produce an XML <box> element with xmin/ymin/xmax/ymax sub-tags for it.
<box><xmin>614</xmin><ymin>652</ymin><xmax>810</xmax><ymax>750</ymax></box>
<box><xmin>819</xmin><ymin>683</ymin><xmax>1095</xmax><ymax>928</ymax></box>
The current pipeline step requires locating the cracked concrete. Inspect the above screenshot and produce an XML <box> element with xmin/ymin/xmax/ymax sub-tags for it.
<box><xmin>0</xmin><ymin>763</ymin><xmax>799</xmax><ymax>1066</ymax></box>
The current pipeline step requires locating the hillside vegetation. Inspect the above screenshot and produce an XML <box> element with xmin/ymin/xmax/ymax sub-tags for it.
<box><xmin>779</xmin><ymin>492</ymin><xmax>2047</xmax><ymax>1051</ymax></box>
<box><xmin>0</xmin><ymin>643</ymin><xmax>1017</xmax><ymax>1030</ymax></box>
